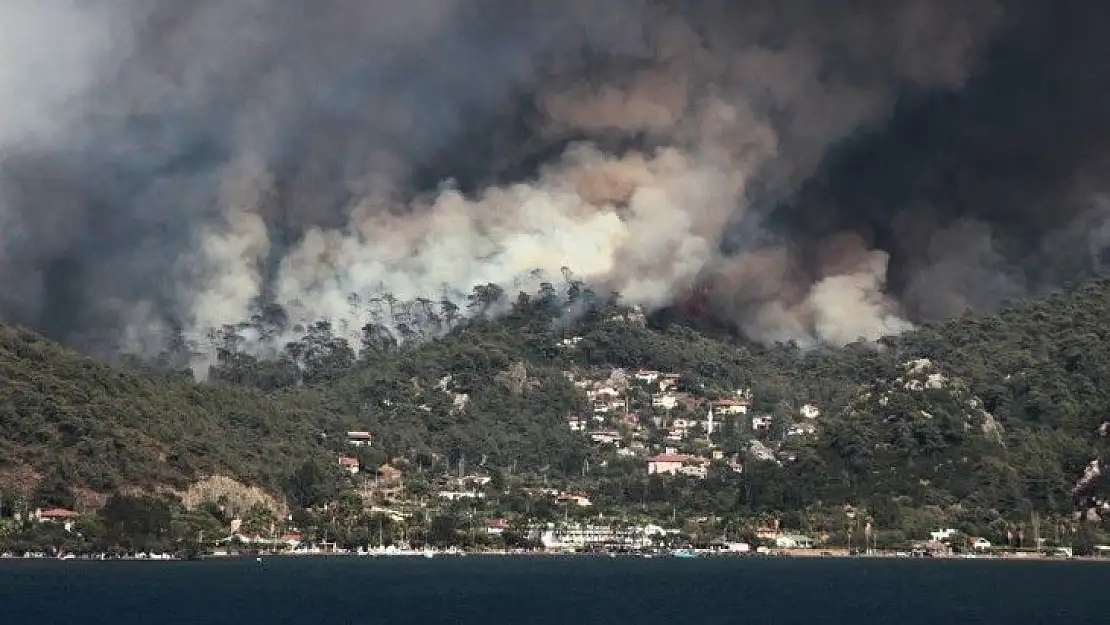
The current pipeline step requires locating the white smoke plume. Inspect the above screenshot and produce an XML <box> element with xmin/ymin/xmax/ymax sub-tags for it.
<box><xmin>9</xmin><ymin>0</ymin><xmax>1109</xmax><ymax>361</ymax></box>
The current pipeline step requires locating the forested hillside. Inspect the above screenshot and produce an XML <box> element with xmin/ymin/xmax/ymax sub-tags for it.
<box><xmin>3</xmin><ymin>279</ymin><xmax>1110</xmax><ymax>543</ymax></box>
<box><xmin>0</xmin><ymin>325</ymin><xmax>341</xmax><ymax>493</ymax></box>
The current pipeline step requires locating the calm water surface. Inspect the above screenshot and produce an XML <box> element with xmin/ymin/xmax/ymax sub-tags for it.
<box><xmin>2</xmin><ymin>555</ymin><xmax>1108</xmax><ymax>624</ymax></box>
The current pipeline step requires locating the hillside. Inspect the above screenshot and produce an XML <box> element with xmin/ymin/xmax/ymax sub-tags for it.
<box><xmin>0</xmin><ymin>325</ymin><xmax>342</xmax><ymax>495</ymax></box>
<box><xmin>3</xmin><ymin>280</ymin><xmax>1110</xmax><ymax>547</ymax></box>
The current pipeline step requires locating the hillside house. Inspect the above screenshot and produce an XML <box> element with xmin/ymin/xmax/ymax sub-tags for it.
<box><xmin>566</xmin><ymin>414</ymin><xmax>586</xmax><ymax>432</ymax></box>
<box><xmin>712</xmin><ymin>399</ymin><xmax>749</xmax><ymax>415</ymax></box>
<box><xmin>487</xmin><ymin>518</ymin><xmax>509</xmax><ymax>536</ymax></box>
<box><xmin>646</xmin><ymin>450</ymin><xmax>710</xmax><ymax>478</ymax></box>
<box><xmin>589</xmin><ymin>430</ymin><xmax>622</xmax><ymax>445</ymax></box>
<box><xmin>647</xmin><ymin>451</ymin><xmax>688</xmax><ymax>475</ymax></box>
<box><xmin>36</xmin><ymin>508</ymin><xmax>79</xmax><ymax>531</ymax></box>
<box><xmin>799</xmin><ymin>404</ymin><xmax>820</xmax><ymax>419</ymax></box>
<box><xmin>338</xmin><ymin>456</ymin><xmax>360</xmax><ymax>474</ymax></box>
<box><xmin>347</xmin><ymin>431</ymin><xmax>373</xmax><ymax>447</ymax></box>
<box><xmin>438</xmin><ymin>490</ymin><xmax>484</xmax><ymax>501</ymax></box>
<box><xmin>652</xmin><ymin>393</ymin><xmax>678</xmax><ymax>410</ymax></box>
<box><xmin>930</xmin><ymin>528</ymin><xmax>959</xmax><ymax>542</ymax></box>
<box><xmin>557</xmin><ymin>492</ymin><xmax>593</xmax><ymax>507</ymax></box>
<box><xmin>677</xmin><ymin>463</ymin><xmax>709</xmax><ymax>479</ymax></box>
<box><xmin>751</xmin><ymin>415</ymin><xmax>773</xmax><ymax>432</ymax></box>
<box><xmin>658</xmin><ymin>374</ymin><xmax>681</xmax><ymax>391</ymax></box>
<box><xmin>774</xmin><ymin>535</ymin><xmax>816</xmax><ymax>549</ymax></box>
<box><xmin>635</xmin><ymin>370</ymin><xmax>661</xmax><ymax>384</ymax></box>
<box><xmin>787</xmin><ymin>422</ymin><xmax>818</xmax><ymax>437</ymax></box>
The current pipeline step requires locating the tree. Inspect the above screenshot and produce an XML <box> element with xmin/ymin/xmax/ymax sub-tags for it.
<box><xmin>427</xmin><ymin>514</ymin><xmax>459</xmax><ymax>547</ymax></box>
<box><xmin>286</xmin><ymin>461</ymin><xmax>341</xmax><ymax>510</ymax></box>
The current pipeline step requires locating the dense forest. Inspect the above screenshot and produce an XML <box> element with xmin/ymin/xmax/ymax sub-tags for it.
<box><xmin>2</xmin><ymin>278</ymin><xmax>1110</xmax><ymax>549</ymax></box>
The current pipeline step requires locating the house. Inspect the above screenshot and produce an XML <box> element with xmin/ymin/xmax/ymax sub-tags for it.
<box><xmin>971</xmin><ymin>537</ymin><xmax>992</xmax><ymax>550</ymax></box>
<box><xmin>347</xmin><ymin>431</ymin><xmax>373</xmax><ymax>447</ymax></box>
<box><xmin>652</xmin><ymin>393</ymin><xmax>678</xmax><ymax>410</ymax></box>
<box><xmin>36</xmin><ymin>508</ymin><xmax>79</xmax><ymax>531</ymax></box>
<box><xmin>280</xmin><ymin>533</ymin><xmax>304</xmax><ymax>548</ymax></box>
<box><xmin>635</xmin><ymin>370</ymin><xmax>661</xmax><ymax>384</ymax></box>
<box><xmin>487</xmin><ymin>518</ymin><xmax>509</xmax><ymax>536</ymax></box>
<box><xmin>647</xmin><ymin>450</ymin><xmax>710</xmax><ymax>479</ymax></box>
<box><xmin>774</xmin><ymin>535</ymin><xmax>816</xmax><ymax>549</ymax></box>
<box><xmin>557</xmin><ymin>492</ymin><xmax>593</xmax><ymax>507</ymax></box>
<box><xmin>658</xmin><ymin>374</ymin><xmax>681</xmax><ymax>392</ymax></box>
<box><xmin>338</xmin><ymin>456</ymin><xmax>361</xmax><ymax>474</ymax></box>
<box><xmin>438</xmin><ymin>490</ymin><xmax>484</xmax><ymax>501</ymax></box>
<box><xmin>930</xmin><ymin>528</ymin><xmax>959</xmax><ymax>542</ymax></box>
<box><xmin>751</xmin><ymin>415</ymin><xmax>773</xmax><ymax>431</ymax></box>
<box><xmin>566</xmin><ymin>414</ymin><xmax>586</xmax><ymax>432</ymax></box>
<box><xmin>677</xmin><ymin>464</ymin><xmax>708</xmax><ymax>479</ymax></box>
<box><xmin>36</xmin><ymin>508</ymin><xmax>79</xmax><ymax>523</ymax></box>
<box><xmin>787</xmin><ymin>422</ymin><xmax>817</xmax><ymax>437</ymax></box>
<box><xmin>647</xmin><ymin>449</ymin><xmax>690</xmax><ymax>475</ymax></box>
<box><xmin>755</xmin><ymin>526</ymin><xmax>779</xmax><ymax>540</ymax></box>
<box><xmin>712</xmin><ymin>399</ymin><xmax>749</xmax><ymax>415</ymax></box>
<box><xmin>911</xmin><ymin>540</ymin><xmax>950</xmax><ymax>557</ymax></box>
<box><xmin>799</xmin><ymin>404</ymin><xmax>820</xmax><ymax>419</ymax></box>
<box><xmin>589</xmin><ymin>430</ymin><xmax>623</xmax><ymax>445</ymax></box>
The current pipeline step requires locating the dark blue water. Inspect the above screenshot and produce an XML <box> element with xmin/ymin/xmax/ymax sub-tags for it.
<box><xmin>2</xmin><ymin>555</ymin><xmax>1108</xmax><ymax>624</ymax></box>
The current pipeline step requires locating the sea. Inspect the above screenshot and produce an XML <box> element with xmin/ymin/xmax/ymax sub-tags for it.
<box><xmin>2</xmin><ymin>555</ymin><xmax>1108</xmax><ymax>624</ymax></box>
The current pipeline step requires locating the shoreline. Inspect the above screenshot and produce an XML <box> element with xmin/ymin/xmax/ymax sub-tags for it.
<box><xmin>3</xmin><ymin>549</ymin><xmax>1108</xmax><ymax>564</ymax></box>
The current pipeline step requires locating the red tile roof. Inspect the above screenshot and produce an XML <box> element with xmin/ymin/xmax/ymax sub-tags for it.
<box><xmin>647</xmin><ymin>453</ymin><xmax>691</xmax><ymax>463</ymax></box>
<box><xmin>40</xmin><ymin>508</ymin><xmax>78</xmax><ymax>519</ymax></box>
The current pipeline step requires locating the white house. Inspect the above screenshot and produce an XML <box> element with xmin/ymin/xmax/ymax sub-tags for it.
<box><xmin>799</xmin><ymin>404</ymin><xmax>821</xmax><ymax>419</ymax></box>
<box><xmin>751</xmin><ymin>415</ymin><xmax>773</xmax><ymax>431</ymax></box>
<box><xmin>787</xmin><ymin>422</ymin><xmax>818</xmax><ymax>437</ymax></box>
<box><xmin>712</xmin><ymin>399</ymin><xmax>749</xmax><ymax>415</ymax></box>
<box><xmin>652</xmin><ymin>393</ymin><xmax>679</xmax><ymax>410</ymax></box>
<box><xmin>930</xmin><ymin>528</ymin><xmax>959</xmax><ymax>542</ymax></box>
<box><xmin>658</xmin><ymin>374</ymin><xmax>681</xmax><ymax>392</ymax></box>
<box><xmin>438</xmin><ymin>490</ymin><xmax>485</xmax><ymax>501</ymax></box>
<box><xmin>774</xmin><ymin>535</ymin><xmax>815</xmax><ymax>549</ymax></box>
<box><xmin>347</xmin><ymin>431</ymin><xmax>373</xmax><ymax>447</ymax></box>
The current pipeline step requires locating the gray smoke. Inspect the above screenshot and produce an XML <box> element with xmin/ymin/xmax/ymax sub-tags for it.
<box><xmin>0</xmin><ymin>0</ymin><xmax>1103</xmax><ymax>360</ymax></box>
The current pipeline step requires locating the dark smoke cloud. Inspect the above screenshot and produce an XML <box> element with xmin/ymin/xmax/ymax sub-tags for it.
<box><xmin>755</xmin><ymin>0</ymin><xmax>1110</xmax><ymax>328</ymax></box>
<box><xmin>0</xmin><ymin>0</ymin><xmax>1104</xmax><ymax>360</ymax></box>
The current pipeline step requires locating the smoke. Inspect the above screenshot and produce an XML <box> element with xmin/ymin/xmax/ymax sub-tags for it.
<box><xmin>1</xmin><ymin>0</ymin><xmax>1107</xmax><ymax>361</ymax></box>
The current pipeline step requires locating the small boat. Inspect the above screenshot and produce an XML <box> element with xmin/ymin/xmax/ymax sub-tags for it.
<box><xmin>422</xmin><ymin>549</ymin><xmax>435</xmax><ymax>559</ymax></box>
<box><xmin>671</xmin><ymin>548</ymin><xmax>698</xmax><ymax>559</ymax></box>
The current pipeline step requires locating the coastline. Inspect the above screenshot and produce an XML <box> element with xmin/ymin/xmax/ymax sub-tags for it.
<box><xmin>3</xmin><ymin>548</ymin><xmax>1108</xmax><ymax>563</ymax></box>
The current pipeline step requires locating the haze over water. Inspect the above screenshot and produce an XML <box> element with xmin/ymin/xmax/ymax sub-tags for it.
<box><xmin>2</xmin><ymin>556</ymin><xmax>1108</xmax><ymax>624</ymax></box>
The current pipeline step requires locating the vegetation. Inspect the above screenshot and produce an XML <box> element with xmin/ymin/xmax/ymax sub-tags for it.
<box><xmin>3</xmin><ymin>278</ymin><xmax>1110</xmax><ymax>552</ymax></box>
